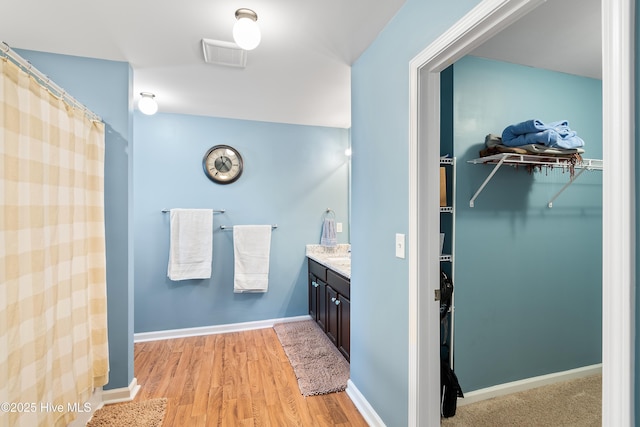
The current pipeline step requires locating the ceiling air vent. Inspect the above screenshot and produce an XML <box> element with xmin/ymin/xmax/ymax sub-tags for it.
<box><xmin>201</xmin><ymin>38</ymin><xmax>247</xmax><ymax>68</ymax></box>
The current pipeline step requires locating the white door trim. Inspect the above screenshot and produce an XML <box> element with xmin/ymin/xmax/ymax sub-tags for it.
<box><xmin>407</xmin><ymin>0</ymin><xmax>635</xmax><ymax>425</ymax></box>
<box><xmin>601</xmin><ymin>1</ymin><xmax>636</xmax><ymax>425</ymax></box>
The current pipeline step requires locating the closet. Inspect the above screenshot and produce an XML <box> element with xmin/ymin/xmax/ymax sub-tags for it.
<box><xmin>414</xmin><ymin>0</ymin><xmax>631</xmax><ymax>424</ymax></box>
<box><xmin>441</xmin><ymin>54</ymin><xmax>603</xmax><ymax>397</ymax></box>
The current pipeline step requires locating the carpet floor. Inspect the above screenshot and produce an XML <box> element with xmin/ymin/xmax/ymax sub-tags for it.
<box><xmin>86</xmin><ymin>398</ymin><xmax>167</xmax><ymax>427</ymax></box>
<box><xmin>273</xmin><ymin>320</ymin><xmax>350</xmax><ymax>396</ymax></box>
<box><xmin>441</xmin><ymin>374</ymin><xmax>601</xmax><ymax>426</ymax></box>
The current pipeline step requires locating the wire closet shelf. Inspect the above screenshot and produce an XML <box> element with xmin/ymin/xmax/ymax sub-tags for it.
<box><xmin>467</xmin><ymin>153</ymin><xmax>603</xmax><ymax>208</ymax></box>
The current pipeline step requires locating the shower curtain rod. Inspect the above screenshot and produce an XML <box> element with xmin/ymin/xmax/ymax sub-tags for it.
<box><xmin>0</xmin><ymin>41</ymin><xmax>102</xmax><ymax>122</ymax></box>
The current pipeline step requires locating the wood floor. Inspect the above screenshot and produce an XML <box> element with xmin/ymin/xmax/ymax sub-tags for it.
<box><xmin>133</xmin><ymin>327</ymin><xmax>368</xmax><ymax>426</ymax></box>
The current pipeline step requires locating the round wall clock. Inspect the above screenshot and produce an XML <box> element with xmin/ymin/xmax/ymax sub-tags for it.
<box><xmin>202</xmin><ymin>145</ymin><xmax>244</xmax><ymax>184</ymax></box>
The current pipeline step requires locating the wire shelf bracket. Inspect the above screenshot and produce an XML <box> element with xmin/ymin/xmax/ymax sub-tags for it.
<box><xmin>467</xmin><ymin>153</ymin><xmax>603</xmax><ymax>208</ymax></box>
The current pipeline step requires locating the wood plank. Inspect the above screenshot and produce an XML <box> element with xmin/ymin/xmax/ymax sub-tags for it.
<box><xmin>205</xmin><ymin>386</ymin><xmax>223</xmax><ymax>426</ymax></box>
<box><xmin>191</xmin><ymin>344</ymin><xmax>214</xmax><ymax>417</ymax></box>
<box><xmin>133</xmin><ymin>327</ymin><xmax>367</xmax><ymax>426</ymax></box>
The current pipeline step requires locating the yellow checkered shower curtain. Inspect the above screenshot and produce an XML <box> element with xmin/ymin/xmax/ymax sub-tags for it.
<box><xmin>0</xmin><ymin>58</ymin><xmax>109</xmax><ymax>426</ymax></box>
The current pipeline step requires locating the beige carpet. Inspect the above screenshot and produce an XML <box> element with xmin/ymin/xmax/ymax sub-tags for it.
<box><xmin>273</xmin><ymin>320</ymin><xmax>350</xmax><ymax>396</ymax></box>
<box><xmin>441</xmin><ymin>374</ymin><xmax>601</xmax><ymax>426</ymax></box>
<box><xmin>86</xmin><ymin>398</ymin><xmax>167</xmax><ymax>427</ymax></box>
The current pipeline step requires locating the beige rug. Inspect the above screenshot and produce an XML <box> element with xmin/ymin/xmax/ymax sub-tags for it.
<box><xmin>87</xmin><ymin>398</ymin><xmax>167</xmax><ymax>427</ymax></box>
<box><xmin>273</xmin><ymin>320</ymin><xmax>350</xmax><ymax>396</ymax></box>
<box><xmin>441</xmin><ymin>374</ymin><xmax>601</xmax><ymax>426</ymax></box>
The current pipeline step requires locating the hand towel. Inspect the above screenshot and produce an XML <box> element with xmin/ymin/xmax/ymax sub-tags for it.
<box><xmin>167</xmin><ymin>209</ymin><xmax>213</xmax><ymax>281</ymax></box>
<box><xmin>320</xmin><ymin>217</ymin><xmax>337</xmax><ymax>247</ymax></box>
<box><xmin>233</xmin><ymin>225</ymin><xmax>272</xmax><ymax>293</ymax></box>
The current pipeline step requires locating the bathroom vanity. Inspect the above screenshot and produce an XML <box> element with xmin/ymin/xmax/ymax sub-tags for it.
<box><xmin>306</xmin><ymin>244</ymin><xmax>350</xmax><ymax>361</ymax></box>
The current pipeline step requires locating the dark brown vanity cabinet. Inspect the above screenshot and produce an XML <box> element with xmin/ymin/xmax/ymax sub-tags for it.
<box><xmin>308</xmin><ymin>258</ymin><xmax>350</xmax><ymax>361</ymax></box>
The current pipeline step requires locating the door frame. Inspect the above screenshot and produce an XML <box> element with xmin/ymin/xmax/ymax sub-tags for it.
<box><xmin>407</xmin><ymin>0</ymin><xmax>635</xmax><ymax>425</ymax></box>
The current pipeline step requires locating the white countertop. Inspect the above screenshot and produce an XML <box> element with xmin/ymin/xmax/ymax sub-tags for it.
<box><xmin>306</xmin><ymin>244</ymin><xmax>351</xmax><ymax>278</ymax></box>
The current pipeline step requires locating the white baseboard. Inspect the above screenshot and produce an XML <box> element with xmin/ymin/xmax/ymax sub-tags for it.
<box><xmin>134</xmin><ymin>315</ymin><xmax>312</xmax><ymax>343</ymax></box>
<box><xmin>458</xmin><ymin>363</ymin><xmax>602</xmax><ymax>407</ymax></box>
<box><xmin>67</xmin><ymin>377</ymin><xmax>141</xmax><ymax>427</ymax></box>
<box><xmin>346</xmin><ymin>379</ymin><xmax>387</xmax><ymax>427</ymax></box>
<box><xmin>69</xmin><ymin>378</ymin><xmax>140</xmax><ymax>426</ymax></box>
<box><xmin>67</xmin><ymin>387</ymin><xmax>104</xmax><ymax>427</ymax></box>
<box><xmin>102</xmin><ymin>377</ymin><xmax>141</xmax><ymax>405</ymax></box>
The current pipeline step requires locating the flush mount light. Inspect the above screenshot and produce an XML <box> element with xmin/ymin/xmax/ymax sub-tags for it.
<box><xmin>138</xmin><ymin>92</ymin><xmax>158</xmax><ymax>115</ymax></box>
<box><xmin>233</xmin><ymin>8</ymin><xmax>261</xmax><ymax>51</ymax></box>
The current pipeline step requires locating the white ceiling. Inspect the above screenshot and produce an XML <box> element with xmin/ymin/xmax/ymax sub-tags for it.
<box><xmin>1</xmin><ymin>0</ymin><xmax>601</xmax><ymax>129</ymax></box>
<box><xmin>471</xmin><ymin>0</ymin><xmax>601</xmax><ymax>79</ymax></box>
<box><xmin>1</xmin><ymin>0</ymin><xmax>406</xmax><ymax>128</ymax></box>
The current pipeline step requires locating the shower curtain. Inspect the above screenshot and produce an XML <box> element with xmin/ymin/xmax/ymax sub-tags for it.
<box><xmin>0</xmin><ymin>57</ymin><xmax>109</xmax><ymax>426</ymax></box>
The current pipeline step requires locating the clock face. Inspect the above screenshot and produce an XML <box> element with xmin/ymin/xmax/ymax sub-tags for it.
<box><xmin>203</xmin><ymin>145</ymin><xmax>243</xmax><ymax>184</ymax></box>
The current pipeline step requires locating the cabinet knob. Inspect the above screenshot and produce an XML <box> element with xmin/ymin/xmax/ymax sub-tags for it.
<box><xmin>331</xmin><ymin>297</ymin><xmax>336</xmax><ymax>302</ymax></box>
<box><xmin>335</xmin><ymin>300</ymin><xmax>340</xmax><ymax>306</ymax></box>
<box><xmin>312</xmin><ymin>281</ymin><xmax>318</xmax><ymax>288</ymax></box>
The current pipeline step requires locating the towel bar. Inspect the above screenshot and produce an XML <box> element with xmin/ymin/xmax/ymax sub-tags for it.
<box><xmin>161</xmin><ymin>208</ymin><xmax>225</xmax><ymax>213</ymax></box>
<box><xmin>220</xmin><ymin>225</ymin><xmax>278</xmax><ymax>230</ymax></box>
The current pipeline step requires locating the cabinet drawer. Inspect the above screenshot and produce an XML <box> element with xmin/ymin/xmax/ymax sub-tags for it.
<box><xmin>308</xmin><ymin>259</ymin><xmax>327</xmax><ymax>281</ymax></box>
<box><xmin>327</xmin><ymin>269</ymin><xmax>349</xmax><ymax>299</ymax></box>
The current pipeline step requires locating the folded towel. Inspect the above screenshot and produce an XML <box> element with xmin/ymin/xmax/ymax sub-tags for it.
<box><xmin>502</xmin><ymin>119</ymin><xmax>548</xmax><ymax>138</ymax></box>
<box><xmin>167</xmin><ymin>209</ymin><xmax>213</xmax><ymax>281</ymax></box>
<box><xmin>233</xmin><ymin>225</ymin><xmax>272</xmax><ymax>293</ymax></box>
<box><xmin>502</xmin><ymin>119</ymin><xmax>584</xmax><ymax>149</ymax></box>
<box><xmin>320</xmin><ymin>217</ymin><xmax>337</xmax><ymax>247</ymax></box>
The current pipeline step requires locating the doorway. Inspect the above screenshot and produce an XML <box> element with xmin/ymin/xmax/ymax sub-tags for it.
<box><xmin>407</xmin><ymin>0</ymin><xmax>635</xmax><ymax>426</ymax></box>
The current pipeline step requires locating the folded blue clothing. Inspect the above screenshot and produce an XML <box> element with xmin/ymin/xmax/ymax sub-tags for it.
<box><xmin>502</xmin><ymin>119</ymin><xmax>547</xmax><ymax>138</ymax></box>
<box><xmin>502</xmin><ymin>119</ymin><xmax>584</xmax><ymax>149</ymax></box>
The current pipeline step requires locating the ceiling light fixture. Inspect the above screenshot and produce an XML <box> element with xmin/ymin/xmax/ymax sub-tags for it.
<box><xmin>233</xmin><ymin>8</ymin><xmax>261</xmax><ymax>51</ymax></box>
<box><xmin>138</xmin><ymin>92</ymin><xmax>158</xmax><ymax>115</ymax></box>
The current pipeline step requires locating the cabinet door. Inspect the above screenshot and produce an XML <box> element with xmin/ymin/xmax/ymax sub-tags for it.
<box><xmin>338</xmin><ymin>295</ymin><xmax>350</xmax><ymax>361</ymax></box>
<box><xmin>326</xmin><ymin>285</ymin><xmax>339</xmax><ymax>346</ymax></box>
<box><xmin>308</xmin><ymin>273</ymin><xmax>319</xmax><ymax>321</ymax></box>
<box><xmin>317</xmin><ymin>279</ymin><xmax>327</xmax><ymax>332</ymax></box>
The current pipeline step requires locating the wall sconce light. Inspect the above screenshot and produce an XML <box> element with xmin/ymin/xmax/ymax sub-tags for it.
<box><xmin>138</xmin><ymin>92</ymin><xmax>158</xmax><ymax>115</ymax></box>
<box><xmin>233</xmin><ymin>8</ymin><xmax>261</xmax><ymax>50</ymax></box>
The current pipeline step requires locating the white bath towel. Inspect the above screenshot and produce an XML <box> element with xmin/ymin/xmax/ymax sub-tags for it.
<box><xmin>167</xmin><ymin>209</ymin><xmax>213</xmax><ymax>281</ymax></box>
<box><xmin>233</xmin><ymin>225</ymin><xmax>272</xmax><ymax>293</ymax></box>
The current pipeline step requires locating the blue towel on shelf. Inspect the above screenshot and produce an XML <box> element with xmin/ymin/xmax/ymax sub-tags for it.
<box><xmin>502</xmin><ymin>119</ymin><xmax>584</xmax><ymax>149</ymax></box>
<box><xmin>502</xmin><ymin>119</ymin><xmax>548</xmax><ymax>137</ymax></box>
<box><xmin>320</xmin><ymin>217</ymin><xmax>337</xmax><ymax>247</ymax></box>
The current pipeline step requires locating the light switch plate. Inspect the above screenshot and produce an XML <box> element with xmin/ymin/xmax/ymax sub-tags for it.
<box><xmin>395</xmin><ymin>233</ymin><xmax>405</xmax><ymax>259</ymax></box>
<box><xmin>336</xmin><ymin>222</ymin><xmax>343</xmax><ymax>233</ymax></box>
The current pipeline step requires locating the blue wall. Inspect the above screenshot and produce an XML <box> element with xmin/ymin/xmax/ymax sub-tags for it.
<box><xmin>16</xmin><ymin>50</ymin><xmax>134</xmax><ymax>390</ymax></box>
<box><xmin>451</xmin><ymin>56</ymin><xmax>602</xmax><ymax>391</ymax></box>
<box><xmin>350</xmin><ymin>1</ymin><xmax>481</xmax><ymax>425</ymax></box>
<box><xmin>133</xmin><ymin>112</ymin><xmax>349</xmax><ymax>332</ymax></box>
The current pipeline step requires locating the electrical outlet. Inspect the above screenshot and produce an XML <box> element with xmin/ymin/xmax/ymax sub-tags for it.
<box><xmin>396</xmin><ymin>233</ymin><xmax>405</xmax><ymax>259</ymax></box>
